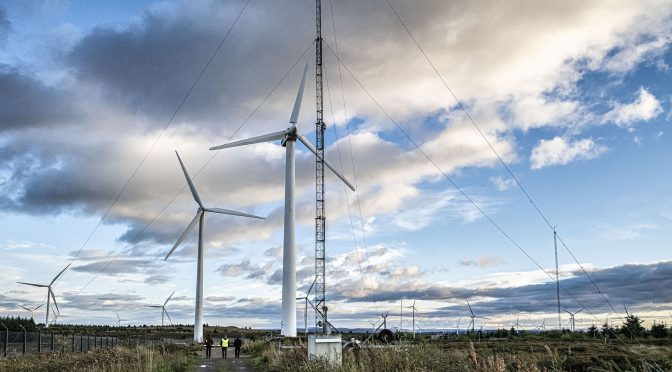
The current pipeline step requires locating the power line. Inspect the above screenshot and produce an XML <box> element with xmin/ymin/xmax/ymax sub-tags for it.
<box><xmin>323</xmin><ymin>54</ymin><xmax>374</xmax><ymax>325</ymax></box>
<box><xmin>326</xmin><ymin>0</ymin><xmax>379</xmax><ymax>320</ymax></box>
<box><xmin>322</xmin><ymin>41</ymin><xmax>636</xmax><ymax>346</ymax></box>
<box><xmin>61</xmin><ymin>0</ymin><xmax>252</xmax><ymax>271</ymax></box>
<box><xmin>381</xmin><ymin>0</ymin><xmax>628</xmax><ymax>328</ymax></box>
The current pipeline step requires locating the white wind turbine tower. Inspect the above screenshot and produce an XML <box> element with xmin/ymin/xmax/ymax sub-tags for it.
<box><xmin>18</xmin><ymin>303</ymin><xmax>44</xmax><ymax>322</ymax></box>
<box><xmin>209</xmin><ymin>64</ymin><xmax>355</xmax><ymax>337</ymax></box>
<box><xmin>147</xmin><ymin>291</ymin><xmax>175</xmax><ymax>327</ymax></box>
<box><xmin>164</xmin><ymin>151</ymin><xmax>265</xmax><ymax>342</ymax></box>
<box><xmin>406</xmin><ymin>301</ymin><xmax>418</xmax><ymax>339</ymax></box>
<box><xmin>16</xmin><ymin>263</ymin><xmax>71</xmax><ymax>328</ymax></box>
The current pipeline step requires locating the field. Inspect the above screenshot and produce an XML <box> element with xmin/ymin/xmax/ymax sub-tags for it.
<box><xmin>0</xmin><ymin>343</ymin><xmax>197</xmax><ymax>372</ymax></box>
<box><xmin>248</xmin><ymin>336</ymin><xmax>672</xmax><ymax>372</ymax></box>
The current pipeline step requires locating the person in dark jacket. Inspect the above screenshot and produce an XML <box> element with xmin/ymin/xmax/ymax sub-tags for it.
<box><xmin>233</xmin><ymin>336</ymin><xmax>243</xmax><ymax>358</ymax></box>
<box><xmin>205</xmin><ymin>334</ymin><xmax>214</xmax><ymax>358</ymax></box>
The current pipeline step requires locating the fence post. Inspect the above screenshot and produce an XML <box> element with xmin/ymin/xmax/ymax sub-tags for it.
<box><xmin>80</xmin><ymin>333</ymin><xmax>83</xmax><ymax>352</ymax></box>
<box><xmin>1</xmin><ymin>322</ymin><xmax>7</xmax><ymax>357</ymax></box>
<box><xmin>18</xmin><ymin>325</ymin><xmax>26</xmax><ymax>355</ymax></box>
<box><xmin>51</xmin><ymin>331</ymin><xmax>55</xmax><ymax>351</ymax></box>
<box><xmin>38</xmin><ymin>330</ymin><xmax>41</xmax><ymax>353</ymax></box>
<box><xmin>61</xmin><ymin>331</ymin><xmax>65</xmax><ymax>353</ymax></box>
<box><xmin>72</xmin><ymin>332</ymin><xmax>75</xmax><ymax>352</ymax></box>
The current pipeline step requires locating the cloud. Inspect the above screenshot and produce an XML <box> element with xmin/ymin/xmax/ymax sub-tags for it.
<box><xmin>600</xmin><ymin>223</ymin><xmax>658</xmax><ymax>241</ymax></box>
<box><xmin>459</xmin><ymin>255</ymin><xmax>507</xmax><ymax>269</ymax></box>
<box><xmin>1</xmin><ymin>239</ymin><xmax>52</xmax><ymax>250</ymax></box>
<box><xmin>489</xmin><ymin>176</ymin><xmax>516</xmax><ymax>191</ymax></box>
<box><xmin>0</xmin><ymin>66</ymin><xmax>78</xmax><ymax>132</ymax></box>
<box><xmin>602</xmin><ymin>88</ymin><xmax>663</xmax><ymax>127</ymax></box>
<box><xmin>0</xmin><ymin>6</ymin><xmax>10</xmax><ymax>43</ymax></box>
<box><xmin>530</xmin><ymin>136</ymin><xmax>607</xmax><ymax>169</ymax></box>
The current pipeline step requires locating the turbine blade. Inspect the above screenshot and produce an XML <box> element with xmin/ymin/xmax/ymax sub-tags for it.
<box><xmin>297</xmin><ymin>134</ymin><xmax>355</xmax><ymax>191</ymax></box>
<box><xmin>17</xmin><ymin>282</ymin><xmax>48</xmax><ymax>288</ymax></box>
<box><xmin>289</xmin><ymin>63</ymin><xmax>309</xmax><ymax>124</ymax></box>
<box><xmin>34</xmin><ymin>303</ymin><xmax>45</xmax><ymax>311</ymax></box>
<box><xmin>466</xmin><ymin>300</ymin><xmax>474</xmax><ymax>316</ymax></box>
<box><xmin>175</xmin><ymin>151</ymin><xmax>204</xmax><ymax>209</ymax></box>
<box><xmin>575</xmin><ymin>308</ymin><xmax>584</xmax><ymax>315</ymax></box>
<box><xmin>50</xmin><ymin>263</ymin><xmax>72</xmax><ymax>285</ymax></box>
<box><xmin>209</xmin><ymin>130</ymin><xmax>287</xmax><ymax>151</ymax></box>
<box><xmin>204</xmin><ymin>207</ymin><xmax>265</xmax><ymax>219</ymax></box>
<box><xmin>50</xmin><ymin>289</ymin><xmax>59</xmax><ymax>313</ymax></box>
<box><xmin>165</xmin><ymin>211</ymin><xmax>202</xmax><ymax>260</ymax></box>
<box><xmin>164</xmin><ymin>290</ymin><xmax>175</xmax><ymax>306</ymax></box>
<box><xmin>147</xmin><ymin>305</ymin><xmax>163</xmax><ymax>308</ymax></box>
<box><xmin>306</xmin><ymin>279</ymin><xmax>316</xmax><ymax>296</ymax></box>
<box><xmin>19</xmin><ymin>305</ymin><xmax>30</xmax><ymax>311</ymax></box>
<box><xmin>164</xmin><ymin>309</ymin><xmax>173</xmax><ymax>324</ymax></box>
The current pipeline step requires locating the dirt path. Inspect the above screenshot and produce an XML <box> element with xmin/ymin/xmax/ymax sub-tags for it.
<box><xmin>193</xmin><ymin>348</ymin><xmax>255</xmax><ymax>372</ymax></box>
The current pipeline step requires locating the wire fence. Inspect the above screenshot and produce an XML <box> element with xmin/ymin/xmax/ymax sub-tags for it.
<box><xmin>0</xmin><ymin>330</ymin><xmax>192</xmax><ymax>357</ymax></box>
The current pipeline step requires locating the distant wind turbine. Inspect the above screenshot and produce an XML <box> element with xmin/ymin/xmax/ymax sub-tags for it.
<box><xmin>296</xmin><ymin>280</ymin><xmax>316</xmax><ymax>336</ymax></box>
<box><xmin>18</xmin><ymin>303</ymin><xmax>44</xmax><ymax>322</ymax></box>
<box><xmin>466</xmin><ymin>300</ymin><xmax>488</xmax><ymax>334</ymax></box>
<box><xmin>209</xmin><ymin>64</ymin><xmax>355</xmax><ymax>337</ymax></box>
<box><xmin>164</xmin><ymin>151</ymin><xmax>264</xmax><ymax>342</ymax></box>
<box><xmin>147</xmin><ymin>291</ymin><xmax>175</xmax><ymax>326</ymax></box>
<box><xmin>115</xmin><ymin>312</ymin><xmax>128</xmax><ymax>327</ymax></box>
<box><xmin>513</xmin><ymin>313</ymin><xmax>521</xmax><ymax>334</ymax></box>
<box><xmin>16</xmin><ymin>263</ymin><xmax>71</xmax><ymax>328</ymax></box>
<box><xmin>562</xmin><ymin>308</ymin><xmax>583</xmax><ymax>331</ymax></box>
<box><xmin>406</xmin><ymin>301</ymin><xmax>418</xmax><ymax>339</ymax></box>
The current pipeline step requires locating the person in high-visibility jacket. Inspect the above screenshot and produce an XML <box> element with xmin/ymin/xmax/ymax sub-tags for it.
<box><xmin>221</xmin><ymin>335</ymin><xmax>229</xmax><ymax>359</ymax></box>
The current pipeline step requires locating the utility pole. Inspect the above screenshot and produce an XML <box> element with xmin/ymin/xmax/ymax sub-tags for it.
<box><xmin>314</xmin><ymin>0</ymin><xmax>328</xmax><ymax>334</ymax></box>
<box><xmin>554</xmin><ymin>227</ymin><xmax>561</xmax><ymax>330</ymax></box>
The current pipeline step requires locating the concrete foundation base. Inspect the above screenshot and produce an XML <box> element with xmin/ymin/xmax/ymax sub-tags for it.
<box><xmin>307</xmin><ymin>334</ymin><xmax>342</xmax><ymax>365</ymax></box>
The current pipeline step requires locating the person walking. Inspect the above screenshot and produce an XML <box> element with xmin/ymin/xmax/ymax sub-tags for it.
<box><xmin>220</xmin><ymin>335</ymin><xmax>229</xmax><ymax>358</ymax></box>
<box><xmin>205</xmin><ymin>334</ymin><xmax>214</xmax><ymax>359</ymax></box>
<box><xmin>233</xmin><ymin>336</ymin><xmax>243</xmax><ymax>358</ymax></box>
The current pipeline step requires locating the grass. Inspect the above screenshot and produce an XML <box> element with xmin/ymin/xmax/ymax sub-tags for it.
<box><xmin>0</xmin><ymin>342</ymin><xmax>198</xmax><ymax>372</ymax></box>
<box><xmin>247</xmin><ymin>338</ymin><xmax>672</xmax><ymax>371</ymax></box>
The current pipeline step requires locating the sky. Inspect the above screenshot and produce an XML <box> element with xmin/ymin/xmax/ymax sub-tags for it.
<box><xmin>1</xmin><ymin>0</ymin><xmax>671</xmax><ymax>332</ymax></box>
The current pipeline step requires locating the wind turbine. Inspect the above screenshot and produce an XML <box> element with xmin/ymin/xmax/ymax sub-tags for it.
<box><xmin>209</xmin><ymin>64</ymin><xmax>355</xmax><ymax>337</ymax></box>
<box><xmin>296</xmin><ymin>279</ymin><xmax>316</xmax><ymax>336</ymax></box>
<box><xmin>512</xmin><ymin>313</ymin><xmax>521</xmax><ymax>334</ymax></box>
<box><xmin>147</xmin><ymin>291</ymin><xmax>175</xmax><ymax>327</ymax></box>
<box><xmin>115</xmin><ymin>312</ymin><xmax>128</xmax><ymax>327</ymax></box>
<box><xmin>536</xmin><ymin>319</ymin><xmax>546</xmax><ymax>332</ymax></box>
<box><xmin>406</xmin><ymin>301</ymin><xmax>418</xmax><ymax>339</ymax></box>
<box><xmin>562</xmin><ymin>308</ymin><xmax>583</xmax><ymax>331</ymax></box>
<box><xmin>18</xmin><ymin>303</ymin><xmax>44</xmax><ymax>322</ymax></box>
<box><xmin>16</xmin><ymin>263</ymin><xmax>71</xmax><ymax>328</ymax></box>
<box><xmin>466</xmin><ymin>300</ymin><xmax>488</xmax><ymax>334</ymax></box>
<box><xmin>164</xmin><ymin>151</ymin><xmax>264</xmax><ymax>342</ymax></box>
<box><xmin>455</xmin><ymin>317</ymin><xmax>462</xmax><ymax>335</ymax></box>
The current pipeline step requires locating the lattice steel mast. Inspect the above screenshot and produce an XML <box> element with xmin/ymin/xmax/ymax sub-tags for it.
<box><xmin>314</xmin><ymin>0</ymin><xmax>328</xmax><ymax>334</ymax></box>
